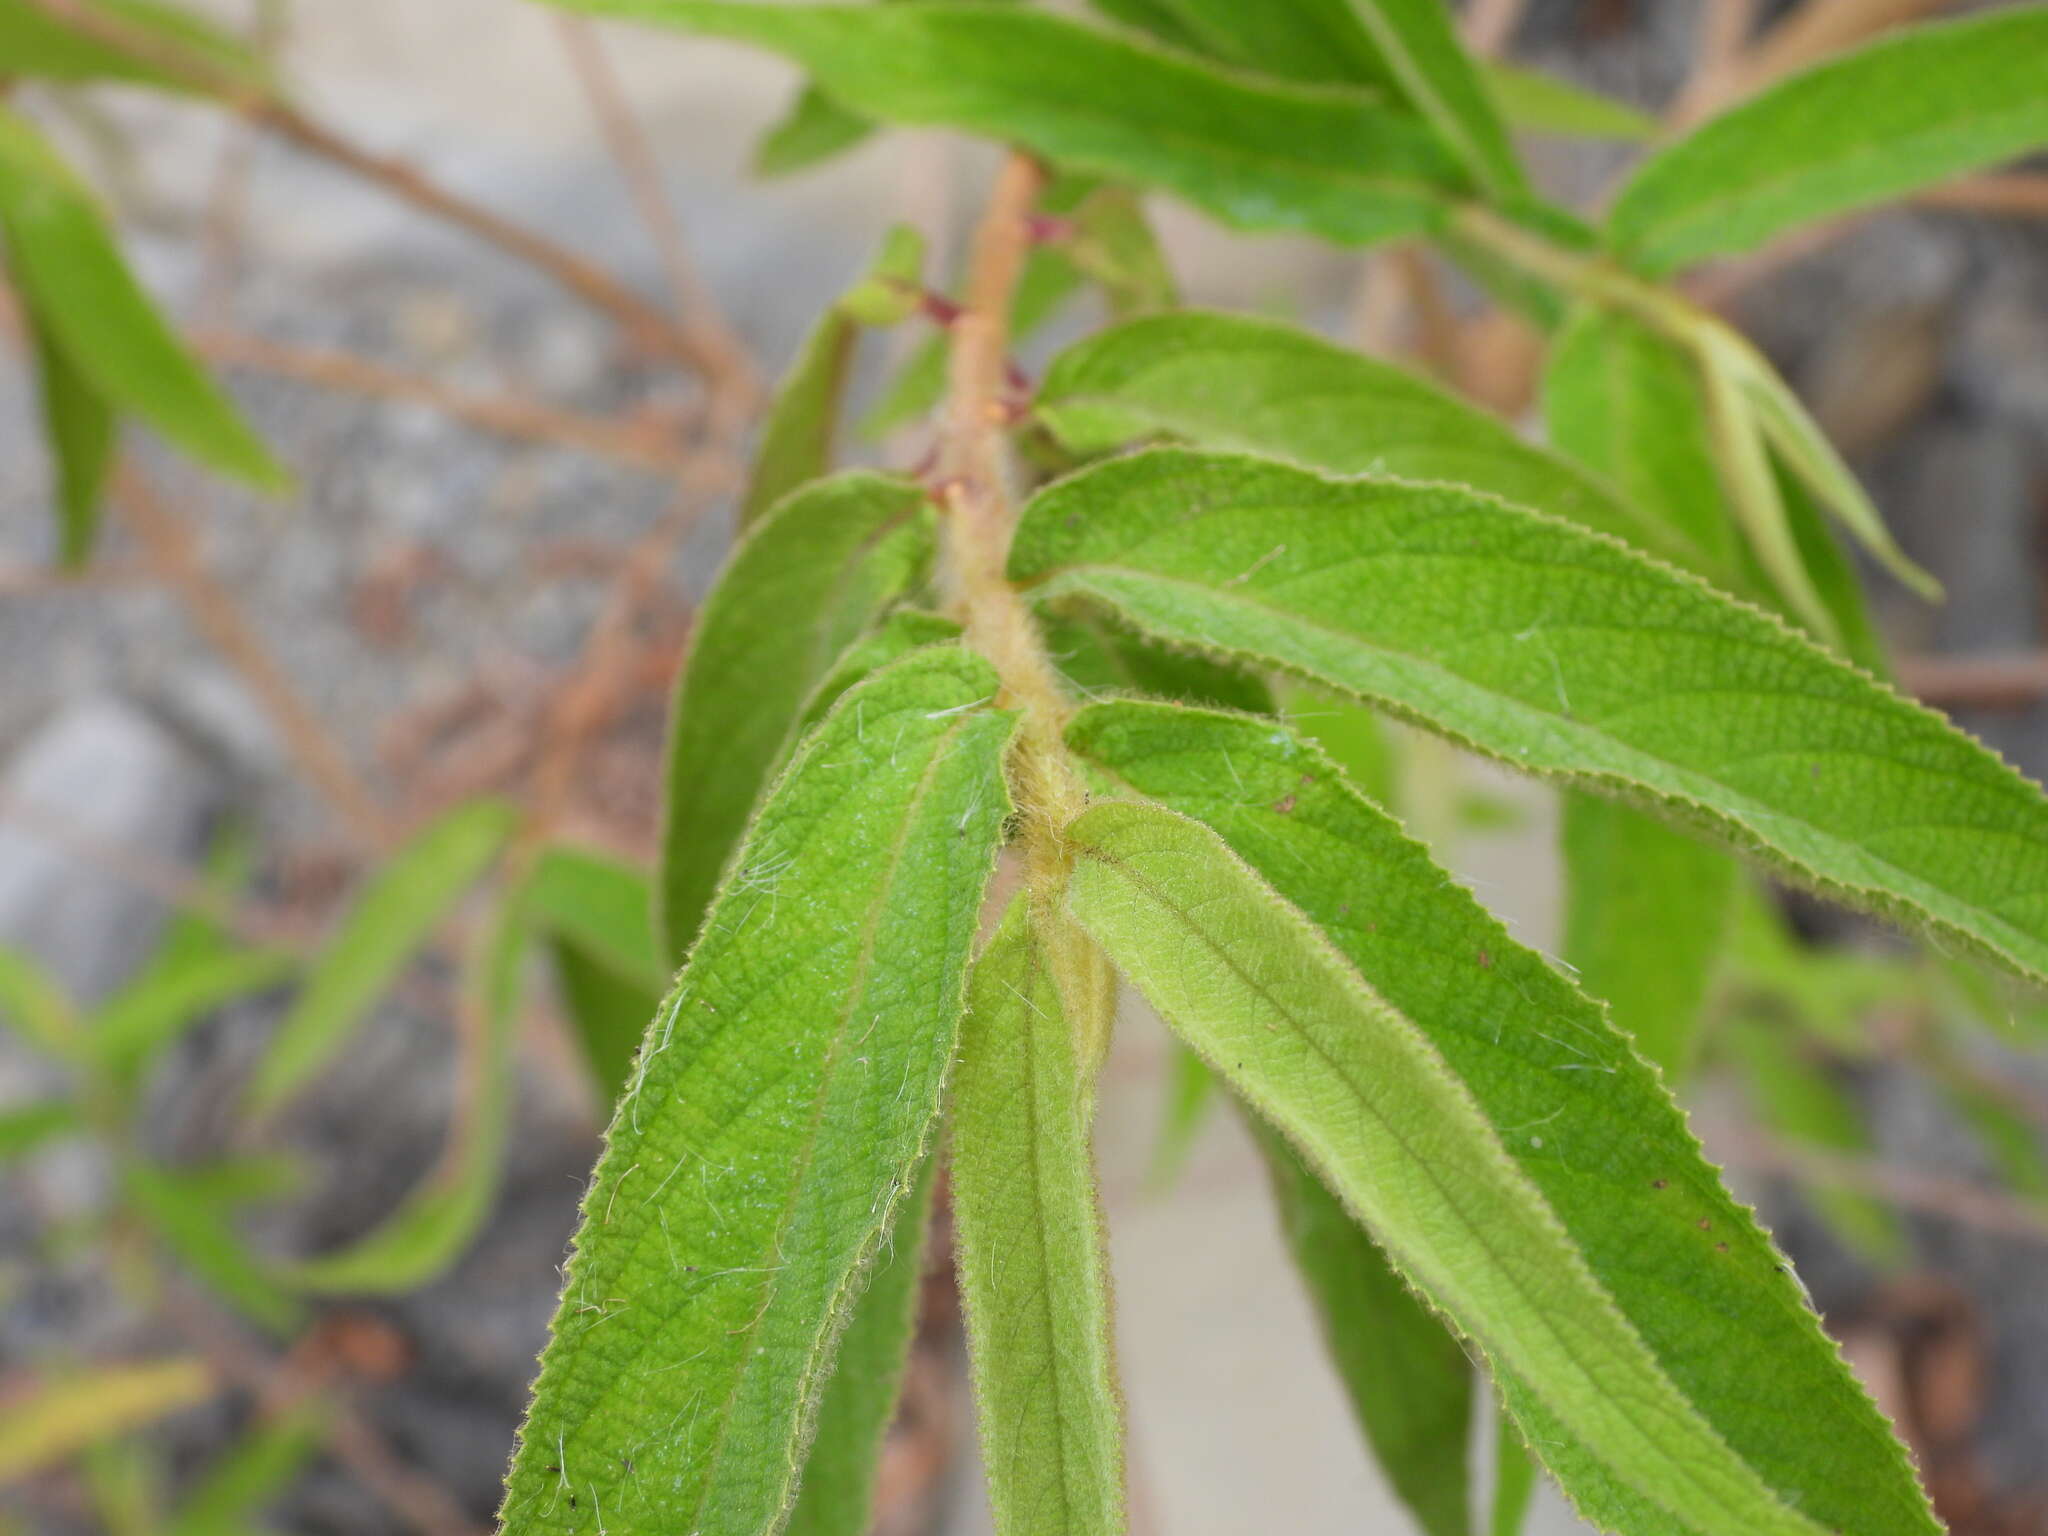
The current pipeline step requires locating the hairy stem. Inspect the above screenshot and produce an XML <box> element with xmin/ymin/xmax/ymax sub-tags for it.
<box><xmin>937</xmin><ymin>153</ymin><xmax>1082</xmax><ymax>890</ymax></box>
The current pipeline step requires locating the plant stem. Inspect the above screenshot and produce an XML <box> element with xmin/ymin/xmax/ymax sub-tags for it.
<box><xmin>937</xmin><ymin>153</ymin><xmax>1083</xmax><ymax>889</ymax></box>
<box><xmin>1447</xmin><ymin>202</ymin><xmax>1695</xmax><ymax>337</ymax></box>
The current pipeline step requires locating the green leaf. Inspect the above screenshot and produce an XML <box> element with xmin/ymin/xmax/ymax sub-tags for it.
<box><xmin>1483</xmin><ymin>62</ymin><xmax>1655</xmax><ymax>142</ymax></box>
<box><xmin>1062</xmin><ymin>793</ymin><xmax>1930</xmax><ymax>1535</ymax></box>
<box><xmin>1338</xmin><ymin>0</ymin><xmax>1524</xmax><ymax>196</ymax></box>
<box><xmin>1036</xmin><ymin>310</ymin><xmax>1696</xmax><ymax>569</ymax></box>
<box><xmin>1700</xmin><ymin>321</ymin><xmax>1939</xmax><ymax>604</ymax></box>
<box><xmin>501</xmin><ymin>648</ymin><xmax>1015</xmax><ymax>1536</ymax></box>
<box><xmin>756</xmin><ymin>84</ymin><xmax>875</xmax><ymax>178</ymax></box>
<box><xmin>0</xmin><ymin>106</ymin><xmax>286</xmax><ymax>492</ymax></box>
<box><xmin>528</xmin><ymin>847</ymin><xmax>664</xmax><ymax>1104</ymax></box>
<box><xmin>92</xmin><ymin>946</ymin><xmax>296</xmax><ymax>1088</ymax></box>
<box><xmin>167</xmin><ymin>1409</ymin><xmax>322</xmax><ymax>1536</ymax></box>
<box><xmin>784</xmin><ymin>1152</ymin><xmax>936</xmax><ymax>1536</ymax></box>
<box><xmin>528</xmin><ymin>847</ymin><xmax>664</xmax><ymax>993</ymax></box>
<box><xmin>29</xmin><ymin>316</ymin><xmax>116</xmax><ymax>568</ymax></box>
<box><xmin>952</xmin><ymin>897</ymin><xmax>1126</xmax><ymax>1536</ymax></box>
<box><xmin>0</xmin><ymin>1358</ymin><xmax>214</xmax><ymax>1482</ymax></box>
<box><xmin>123</xmin><ymin>1162</ymin><xmax>301</xmax><ymax>1332</ymax></box>
<box><xmin>1561</xmin><ymin>795</ymin><xmax>1735</xmax><ymax>1080</ymax></box>
<box><xmin>1248</xmin><ymin>1115</ymin><xmax>1473</xmax><ymax>1536</ymax></box>
<box><xmin>657</xmin><ymin>471</ymin><xmax>934</xmax><ymax>964</ymax></box>
<box><xmin>0</xmin><ymin>0</ymin><xmax>268</xmax><ymax>95</ymax></box>
<box><xmin>0</xmin><ymin>1100</ymin><xmax>82</xmax><ymax>1162</ymax></box>
<box><xmin>1722</xmin><ymin>1019</ymin><xmax>1907</xmax><ymax>1268</ymax></box>
<box><xmin>242</xmin><ymin>798</ymin><xmax>516</xmax><ymax>1119</ymax></box>
<box><xmin>1089</xmin><ymin>0</ymin><xmax>1392</xmax><ymax>87</ymax></box>
<box><xmin>1014</xmin><ymin>449</ymin><xmax>2048</xmax><ymax>988</ymax></box>
<box><xmin>541</xmin><ymin>1</ymin><xmax>1468</xmax><ymax>245</ymax></box>
<box><xmin>1608</xmin><ymin>8</ymin><xmax>2048</xmax><ymax>274</ymax></box>
<box><xmin>288</xmin><ymin>886</ymin><xmax>529</xmax><ymax>1293</ymax></box>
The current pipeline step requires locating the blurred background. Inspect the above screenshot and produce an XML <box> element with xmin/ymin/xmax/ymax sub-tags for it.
<box><xmin>3</xmin><ymin>1</ymin><xmax>2047</xmax><ymax>1532</ymax></box>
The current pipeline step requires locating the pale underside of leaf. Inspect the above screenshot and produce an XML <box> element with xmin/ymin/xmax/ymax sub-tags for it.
<box><xmin>1062</xmin><ymin>799</ymin><xmax>1844</xmax><ymax>1536</ymax></box>
<box><xmin>1065</xmin><ymin>699</ymin><xmax>1936</xmax><ymax>1536</ymax></box>
<box><xmin>953</xmin><ymin>897</ymin><xmax>1126</xmax><ymax>1536</ymax></box>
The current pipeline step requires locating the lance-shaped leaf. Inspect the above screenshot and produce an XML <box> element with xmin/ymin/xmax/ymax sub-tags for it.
<box><xmin>1088</xmin><ymin>0</ymin><xmax>1391</xmax><ymax>87</ymax></box>
<box><xmin>658</xmin><ymin>471</ymin><xmax>934</xmax><ymax>965</ymax></box>
<box><xmin>1014</xmin><ymin>449</ymin><xmax>2048</xmax><ymax>986</ymax></box>
<box><xmin>0</xmin><ymin>106</ymin><xmax>286</xmax><ymax>492</ymax></box>
<box><xmin>243</xmin><ymin>798</ymin><xmax>516</xmax><ymax>1118</ymax></box>
<box><xmin>1561</xmin><ymin>794</ymin><xmax>1734</xmax><ymax>1080</ymax></box>
<box><xmin>501</xmin><ymin>649</ymin><xmax>1014</xmax><ymax>1536</ymax></box>
<box><xmin>1248</xmin><ymin>1115</ymin><xmax>1474</xmax><ymax>1536</ymax></box>
<box><xmin>794</xmin><ymin>610</ymin><xmax>963</xmax><ymax>742</ymax></box>
<box><xmin>542</xmin><ymin>0</ymin><xmax>1468</xmax><ymax>246</ymax></box>
<box><xmin>1036</xmin><ymin>311</ymin><xmax>1692</xmax><ymax>568</ymax></box>
<box><xmin>785</xmin><ymin>1152</ymin><xmax>937</xmax><ymax>1536</ymax></box>
<box><xmin>289</xmin><ymin>886</ymin><xmax>529</xmax><ymax>1294</ymax></box>
<box><xmin>124</xmin><ymin>1162</ymin><xmax>301</xmax><ymax>1332</ymax></box>
<box><xmin>1068</xmin><ymin>700</ymin><xmax>1935</xmax><ymax>1533</ymax></box>
<box><xmin>1608</xmin><ymin>8</ymin><xmax>2048</xmax><ymax>274</ymax></box>
<box><xmin>0</xmin><ymin>0</ymin><xmax>268</xmax><ymax>95</ymax></box>
<box><xmin>1339</xmin><ymin>0</ymin><xmax>1523</xmax><ymax>196</ymax></box>
<box><xmin>952</xmin><ymin>897</ymin><xmax>1126</xmax><ymax>1536</ymax></box>
<box><xmin>92</xmin><ymin>944</ymin><xmax>296</xmax><ymax>1088</ymax></box>
<box><xmin>1061</xmin><ymin>783</ymin><xmax>1935</xmax><ymax>1536</ymax></box>
<box><xmin>0</xmin><ymin>1101</ymin><xmax>82</xmax><ymax>1163</ymax></box>
<box><xmin>741</xmin><ymin>227</ymin><xmax>924</xmax><ymax>528</ymax></box>
<box><xmin>29</xmin><ymin>318</ymin><xmax>116</xmax><ymax>568</ymax></box>
<box><xmin>167</xmin><ymin>1409</ymin><xmax>323</xmax><ymax>1536</ymax></box>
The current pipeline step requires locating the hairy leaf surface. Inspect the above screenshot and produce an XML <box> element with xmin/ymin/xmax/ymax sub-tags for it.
<box><xmin>541</xmin><ymin>1</ymin><xmax>1468</xmax><ymax>245</ymax></box>
<box><xmin>0</xmin><ymin>106</ymin><xmax>285</xmax><ymax>491</ymax></box>
<box><xmin>1017</xmin><ymin>449</ymin><xmax>2048</xmax><ymax>985</ymax></box>
<box><xmin>1249</xmin><ymin>1117</ymin><xmax>1473</xmax><ymax>1536</ymax></box>
<box><xmin>243</xmin><ymin>798</ymin><xmax>515</xmax><ymax>1118</ymax></box>
<box><xmin>657</xmin><ymin>472</ymin><xmax>934</xmax><ymax>964</ymax></box>
<box><xmin>502</xmin><ymin>649</ymin><xmax>1014</xmax><ymax>1536</ymax></box>
<box><xmin>1066</xmin><ymin>701</ymin><xmax>1935</xmax><ymax>1535</ymax></box>
<box><xmin>1036</xmin><ymin>311</ymin><xmax>1689</xmax><ymax>566</ymax></box>
<box><xmin>1607</xmin><ymin>8</ymin><xmax>2048</xmax><ymax>273</ymax></box>
<box><xmin>952</xmin><ymin>898</ymin><xmax>1126</xmax><ymax>1536</ymax></box>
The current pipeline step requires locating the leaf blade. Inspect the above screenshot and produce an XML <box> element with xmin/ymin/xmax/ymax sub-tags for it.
<box><xmin>1608</xmin><ymin>8</ymin><xmax>2048</xmax><ymax>273</ymax></box>
<box><xmin>1014</xmin><ymin>449</ymin><xmax>2048</xmax><ymax>987</ymax></box>
<box><xmin>540</xmin><ymin>0</ymin><xmax>1468</xmax><ymax>246</ymax></box>
<box><xmin>1062</xmin><ymin>797</ymin><xmax>1888</xmax><ymax>1536</ymax></box>
<box><xmin>0</xmin><ymin>106</ymin><xmax>286</xmax><ymax>492</ymax></box>
<box><xmin>1065</xmin><ymin>700</ymin><xmax>1937</xmax><ymax>1536</ymax></box>
<box><xmin>501</xmin><ymin>648</ymin><xmax>1015</xmax><ymax>1536</ymax></box>
<box><xmin>952</xmin><ymin>898</ymin><xmax>1126</xmax><ymax>1536</ymax></box>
